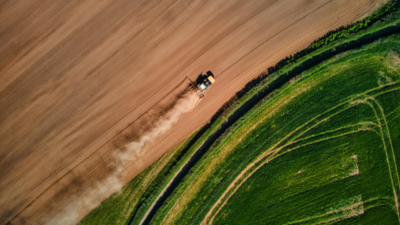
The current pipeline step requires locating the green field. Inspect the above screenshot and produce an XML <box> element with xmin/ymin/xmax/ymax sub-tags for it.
<box><xmin>79</xmin><ymin>2</ymin><xmax>400</xmax><ymax>224</ymax></box>
<box><xmin>210</xmin><ymin>44</ymin><xmax>400</xmax><ymax>225</ymax></box>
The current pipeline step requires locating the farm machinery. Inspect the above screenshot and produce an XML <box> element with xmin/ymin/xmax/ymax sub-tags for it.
<box><xmin>186</xmin><ymin>72</ymin><xmax>215</xmax><ymax>98</ymax></box>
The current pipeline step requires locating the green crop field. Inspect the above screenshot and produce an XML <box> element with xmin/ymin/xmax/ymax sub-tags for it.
<box><xmin>211</xmin><ymin>50</ymin><xmax>400</xmax><ymax>224</ymax></box>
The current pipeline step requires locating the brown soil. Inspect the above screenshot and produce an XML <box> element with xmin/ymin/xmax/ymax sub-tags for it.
<box><xmin>0</xmin><ymin>0</ymin><xmax>382</xmax><ymax>224</ymax></box>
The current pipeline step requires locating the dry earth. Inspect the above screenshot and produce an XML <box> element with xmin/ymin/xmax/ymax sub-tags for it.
<box><xmin>0</xmin><ymin>0</ymin><xmax>383</xmax><ymax>224</ymax></box>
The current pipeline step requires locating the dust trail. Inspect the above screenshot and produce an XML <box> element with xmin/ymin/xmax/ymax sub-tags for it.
<box><xmin>39</xmin><ymin>90</ymin><xmax>200</xmax><ymax>225</ymax></box>
<box><xmin>41</xmin><ymin>173</ymin><xmax>123</xmax><ymax>225</ymax></box>
<box><xmin>113</xmin><ymin>90</ymin><xmax>201</xmax><ymax>168</ymax></box>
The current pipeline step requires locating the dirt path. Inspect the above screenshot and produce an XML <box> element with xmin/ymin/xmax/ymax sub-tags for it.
<box><xmin>0</xmin><ymin>0</ymin><xmax>382</xmax><ymax>224</ymax></box>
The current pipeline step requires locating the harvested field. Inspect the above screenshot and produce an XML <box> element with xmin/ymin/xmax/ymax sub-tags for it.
<box><xmin>0</xmin><ymin>0</ymin><xmax>383</xmax><ymax>224</ymax></box>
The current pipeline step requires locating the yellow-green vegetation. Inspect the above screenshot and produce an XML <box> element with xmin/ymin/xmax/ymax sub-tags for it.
<box><xmin>151</xmin><ymin>35</ymin><xmax>400</xmax><ymax>225</ymax></box>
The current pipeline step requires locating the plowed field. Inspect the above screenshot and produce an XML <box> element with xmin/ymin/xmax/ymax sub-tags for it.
<box><xmin>0</xmin><ymin>0</ymin><xmax>383</xmax><ymax>224</ymax></box>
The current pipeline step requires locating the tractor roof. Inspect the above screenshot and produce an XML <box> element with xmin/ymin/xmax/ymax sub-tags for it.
<box><xmin>207</xmin><ymin>76</ymin><xmax>215</xmax><ymax>84</ymax></box>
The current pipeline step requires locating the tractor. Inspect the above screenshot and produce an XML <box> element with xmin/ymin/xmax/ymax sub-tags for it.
<box><xmin>199</xmin><ymin>75</ymin><xmax>215</xmax><ymax>91</ymax></box>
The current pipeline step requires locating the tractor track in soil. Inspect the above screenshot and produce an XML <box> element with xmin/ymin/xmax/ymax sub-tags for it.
<box><xmin>0</xmin><ymin>0</ymin><xmax>384</xmax><ymax>224</ymax></box>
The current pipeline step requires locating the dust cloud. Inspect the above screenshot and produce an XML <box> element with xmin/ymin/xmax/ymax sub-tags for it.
<box><xmin>40</xmin><ymin>90</ymin><xmax>200</xmax><ymax>225</ymax></box>
<box><xmin>41</xmin><ymin>174</ymin><xmax>123</xmax><ymax>225</ymax></box>
<box><xmin>114</xmin><ymin>90</ymin><xmax>200</xmax><ymax>168</ymax></box>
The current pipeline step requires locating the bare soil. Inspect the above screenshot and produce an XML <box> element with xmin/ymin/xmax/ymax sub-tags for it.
<box><xmin>0</xmin><ymin>0</ymin><xmax>382</xmax><ymax>224</ymax></box>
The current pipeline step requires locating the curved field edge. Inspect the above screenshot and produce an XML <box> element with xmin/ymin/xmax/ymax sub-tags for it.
<box><xmin>78</xmin><ymin>2</ymin><xmax>400</xmax><ymax>225</ymax></box>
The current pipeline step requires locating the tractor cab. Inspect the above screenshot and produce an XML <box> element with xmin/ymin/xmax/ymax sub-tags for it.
<box><xmin>199</xmin><ymin>76</ymin><xmax>215</xmax><ymax>91</ymax></box>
